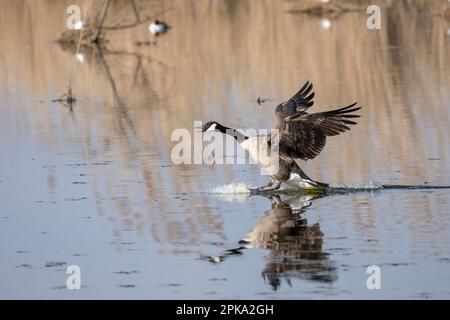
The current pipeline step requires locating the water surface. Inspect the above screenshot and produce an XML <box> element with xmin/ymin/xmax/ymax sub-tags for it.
<box><xmin>0</xmin><ymin>0</ymin><xmax>450</xmax><ymax>299</ymax></box>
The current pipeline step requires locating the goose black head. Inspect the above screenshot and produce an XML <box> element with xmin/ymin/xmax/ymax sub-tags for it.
<box><xmin>200</xmin><ymin>121</ymin><xmax>228</xmax><ymax>133</ymax></box>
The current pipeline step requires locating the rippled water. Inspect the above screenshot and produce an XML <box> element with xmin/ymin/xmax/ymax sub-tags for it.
<box><xmin>1</xmin><ymin>0</ymin><xmax>450</xmax><ymax>299</ymax></box>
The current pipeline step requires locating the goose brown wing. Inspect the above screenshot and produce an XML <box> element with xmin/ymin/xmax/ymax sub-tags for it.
<box><xmin>278</xmin><ymin>103</ymin><xmax>361</xmax><ymax>160</ymax></box>
<box><xmin>274</xmin><ymin>81</ymin><xmax>315</xmax><ymax>127</ymax></box>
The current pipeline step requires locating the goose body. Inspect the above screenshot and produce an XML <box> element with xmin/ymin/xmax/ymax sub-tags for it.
<box><xmin>240</xmin><ymin>135</ymin><xmax>281</xmax><ymax>177</ymax></box>
<box><xmin>201</xmin><ymin>81</ymin><xmax>361</xmax><ymax>192</ymax></box>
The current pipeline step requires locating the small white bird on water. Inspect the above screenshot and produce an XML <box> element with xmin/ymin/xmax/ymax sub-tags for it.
<box><xmin>74</xmin><ymin>21</ymin><xmax>83</xmax><ymax>30</ymax></box>
<box><xmin>149</xmin><ymin>20</ymin><xmax>170</xmax><ymax>36</ymax></box>
<box><xmin>320</xmin><ymin>18</ymin><xmax>331</xmax><ymax>30</ymax></box>
<box><xmin>75</xmin><ymin>53</ymin><xmax>85</xmax><ymax>63</ymax></box>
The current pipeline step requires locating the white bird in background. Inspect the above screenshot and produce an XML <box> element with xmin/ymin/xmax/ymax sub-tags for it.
<box><xmin>74</xmin><ymin>21</ymin><xmax>83</xmax><ymax>30</ymax></box>
<box><xmin>320</xmin><ymin>19</ymin><xmax>332</xmax><ymax>30</ymax></box>
<box><xmin>75</xmin><ymin>53</ymin><xmax>85</xmax><ymax>63</ymax></box>
<box><xmin>149</xmin><ymin>20</ymin><xmax>170</xmax><ymax>36</ymax></box>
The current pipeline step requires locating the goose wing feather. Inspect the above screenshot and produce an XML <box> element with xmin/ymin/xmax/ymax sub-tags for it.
<box><xmin>277</xmin><ymin>99</ymin><xmax>361</xmax><ymax>160</ymax></box>
<box><xmin>275</xmin><ymin>81</ymin><xmax>315</xmax><ymax>126</ymax></box>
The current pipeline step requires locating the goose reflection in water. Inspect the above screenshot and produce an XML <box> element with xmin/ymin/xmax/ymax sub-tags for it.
<box><xmin>205</xmin><ymin>193</ymin><xmax>337</xmax><ymax>291</ymax></box>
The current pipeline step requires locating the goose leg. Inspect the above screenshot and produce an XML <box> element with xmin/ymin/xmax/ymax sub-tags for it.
<box><xmin>260</xmin><ymin>180</ymin><xmax>282</xmax><ymax>192</ymax></box>
<box><xmin>249</xmin><ymin>179</ymin><xmax>271</xmax><ymax>194</ymax></box>
<box><xmin>249</xmin><ymin>178</ymin><xmax>282</xmax><ymax>194</ymax></box>
<box><xmin>262</xmin><ymin>178</ymin><xmax>275</xmax><ymax>188</ymax></box>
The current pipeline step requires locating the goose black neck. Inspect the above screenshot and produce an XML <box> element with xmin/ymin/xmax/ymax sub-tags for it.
<box><xmin>216</xmin><ymin>123</ymin><xmax>249</xmax><ymax>143</ymax></box>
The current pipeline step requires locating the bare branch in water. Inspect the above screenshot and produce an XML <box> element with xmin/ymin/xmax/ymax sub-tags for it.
<box><xmin>101</xmin><ymin>7</ymin><xmax>172</xmax><ymax>31</ymax></box>
<box><xmin>130</xmin><ymin>0</ymin><xmax>141</xmax><ymax>23</ymax></box>
<box><xmin>92</xmin><ymin>0</ymin><xmax>112</xmax><ymax>42</ymax></box>
<box><xmin>58</xmin><ymin>1</ymin><xmax>172</xmax><ymax>46</ymax></box>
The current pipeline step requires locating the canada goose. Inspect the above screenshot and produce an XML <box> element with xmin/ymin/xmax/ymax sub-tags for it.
<box><xmin>201</xmin><ymin>81</ymin><xmax>361</xmax><ymax>193</ymax></box>
<box><xmin>149</xmin><ymin>20</ymin><xmax>170</xmax><ymax>36</ymax></box>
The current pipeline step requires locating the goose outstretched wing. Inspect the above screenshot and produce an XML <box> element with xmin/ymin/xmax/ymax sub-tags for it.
<box><xmin>275</xmin><ymin>81</ymin><xmax>315</xmax><ymax>126</ymax></box>
<box><xmin>274</xmin><ymin>83</ymin><xmax>361</xmax><ymax>160</ymax></box>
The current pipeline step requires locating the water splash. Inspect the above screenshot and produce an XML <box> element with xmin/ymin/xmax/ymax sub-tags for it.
<box><xmin>329</xmin><ymin>180</ymin><xmax>383</xmax><ymax>190</ymax></box>
<box><xmin>208</xmin><ymin>182</ymin><xmax>254</xmax><ymax>194</ymax></box>
<box><xmin>208</xmin><ymin>181</ymin><xmax>254</xmax><ymax>202</ymax></box>
<box><xmin>208</xmin><ymin>180</ymin><xmax>447</xmax><ymax>200</ymax></box>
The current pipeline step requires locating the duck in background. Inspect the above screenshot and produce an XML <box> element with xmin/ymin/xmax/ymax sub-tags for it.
<box><xmin>149</xmin><ymin>20</ymin><xmax>170</xmax><ymax>36</ymax></box>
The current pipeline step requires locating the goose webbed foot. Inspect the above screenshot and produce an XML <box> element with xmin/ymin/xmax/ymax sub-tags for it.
<box><xmin>249</xmin><ymin>180</ymin><xmax>282</xmax><ymax>195</ymax></box>
<box><xmin>249</xmin><ymin>188</ymin><xmax>262</xmax><ymax>195</ymax></box>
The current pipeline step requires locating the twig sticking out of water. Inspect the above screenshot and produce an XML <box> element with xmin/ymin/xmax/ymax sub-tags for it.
<box><xmin>54</xmin><ymin>11</ymin><xmax>86</xmax><ymax>109</ymax></box>
<box><xmin>52</xmin><ymin>89</ymin><xmax>76</xmax><ymax>104</ymax></box>
<box><xmin>67</xmin><ymin>24</ymin><xmax>85</xmax><ymax>90</ymax></box>
<box><xmin>52</xmin><ymin>88</ymin><xmax>76</xmax><ymax>112</ymax></box>
<box><xmin>130</xmin><ymin>0</ymin><xmax>141</xmax><ymax>23</ymax></box>
<box><xmin>92</xmin><ymin>0</ymin><xmax>112</xmax><ymax>43</ymax></box>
